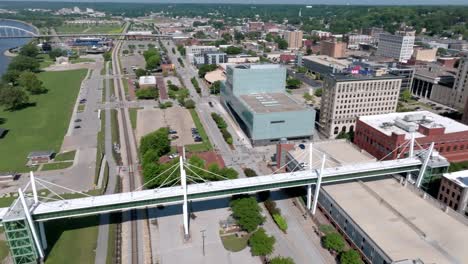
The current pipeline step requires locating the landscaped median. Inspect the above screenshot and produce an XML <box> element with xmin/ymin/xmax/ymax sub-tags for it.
<box><xmin>211</xmin><ymin>112</ymin><xmax>233</xmax><ymax>145</ymax></box>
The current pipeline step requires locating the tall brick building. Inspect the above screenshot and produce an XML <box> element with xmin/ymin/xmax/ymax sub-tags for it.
<box><xmin>354</xmin><ymin>111</ymin><xmax>468</xmax><ymax>162</ymax></box>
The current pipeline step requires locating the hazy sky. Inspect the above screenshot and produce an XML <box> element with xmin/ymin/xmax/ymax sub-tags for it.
<box><xmin>3</xmin><ymin>0</ymin><xmax>467</xmax><ymax>5</ymax></box>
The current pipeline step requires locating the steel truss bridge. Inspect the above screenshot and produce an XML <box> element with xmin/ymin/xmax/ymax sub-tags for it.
<box><xmin>0</xmin><ymin>140</ymin><xmax>440</xmax><ymax>264</ymax></box>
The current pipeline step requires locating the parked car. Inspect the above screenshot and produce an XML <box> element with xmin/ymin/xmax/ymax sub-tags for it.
<box><xmin>74</xmin><ymin>125</ymin><xmax>81</xmax><ymax>129</ymax></box>
<box><xmin>171</xmin><ymin>135</ymin><xmax>179</xmax><ymax>140</ymax></box>
<box><xmin>169</xmin><ymin>129</ymin><xmax>177</xmax><ymax>134</ymax></box>
<box><xmin>194</xmin><ymin>136</ymin><xmax>202</xmax><ymax>142</ymax></box>
<box><xmin>74</xmin><ymin>119</ymin><xmax>82</xmax><ymax>122</ymax></box>
<box><xmin>169</xmin><ymin>153</ymin><xmax>179</xmax><ymax>159</ymax></box>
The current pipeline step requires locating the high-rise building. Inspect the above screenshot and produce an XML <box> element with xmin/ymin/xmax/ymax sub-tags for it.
<box><xmin>320</xmin><ymin>39</ymin><xmax>346</xmax><ymax>58</ymax></box>
<box><xmin>220</xmin><ymin>64</ymin><xmax>315</xmax><ymax>145</ymax></box>
<box><xmin>376</xmin><ymin>31</ymin><xmax>415</xmax><ymax>62</ymax></box>
<box><xmin>319</xmin><ymin>72</ymin><xmax>401</xmax><ymax>138</ymax></box>
<box><xmin>452</xmin><ymin>54</ymin><xmax>468</xmax><ymax>115</ymax></box>
<box><xmin>284</xmin><ymin>30</ymin><xmax>303</xmax><ymax>50</ymax></box>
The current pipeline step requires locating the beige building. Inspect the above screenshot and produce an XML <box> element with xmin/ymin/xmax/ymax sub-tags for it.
<box><xmin>320</xmin><ymin>40</ymin><xmax>346</xmax><ymax>58</ymax></box>
<box><xmin>438</xmin><ymin>170</ymin><xmax>468</xmax><ymax>214</ymax></box>
<box><xmin>412</xmin><ymin>47</ymin><xmax>437</xmax><ymax>62</ymax></box>
<box><xmin>284</xmin><ymin>30</ymin><xmax>303</xmax><ymax>50</ymax></box>
<box><xmin>138</xmin><ymin>76</ymin><xmax>156</xmax><ymax>89</ymax></box>
<box><xmin>319</xmin><ymin>73</ymin><xmax>401</xmax><ymax>138</ymax></box>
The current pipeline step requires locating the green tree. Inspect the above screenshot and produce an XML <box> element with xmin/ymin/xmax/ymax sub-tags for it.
<box><xmin>211</xmin><ymin>80</ymin><xmax>221</xmax><ymax>94</ymax></box>
<box><xmin>340</xmin><ymin>250</ymin><xmax>363</xmax><ymax>264</ymax></box>
<box><xmin>286</xmin><ymin>78</ymin><xmax>301</xmax><ymax>89</ymax></box>
<box><xmin>2</xmin><ymin>70</ymin><xmax>21</xmax><ymax>85</ymax></box>
<box><xmin>143</xmin><ymin>48</ymin><xmax>159</xmax><ymax>61</ymax></box>
<box><xmin>18</xmin><ymin>71</ymin><xmax>47</xmax><ymax>94</ymax></box>
<box><xmin>230</xmin><ymin>197</ymin><xmax>264</xmax><ymax>232</ymax></box>
<box><xmin>222</xmin><ymin>33</ymin><xmax>232</xmax><ymax>42</ymax></box>
<box><xmin>225</xmin><ymin>46</ymin><xmax>243</xmax><ymax>55</ymax></box>
<box><xmin>0</xmin><ymin>86</ymin><xmax>30</xmax><ymax>110</ymax></box>
<box><xmin>49</xmin><ymin>48</ymin><xmax>66</xmax><ymax>60</ymax></box>
<box><xmin>270</xmin><ymin>256</ymin><xmax>295</xmax><ymax>264</ymax></box>
<box><xmin>400</xmin><ymin>89</ymin><xmax>411</xmax><ymax>102</ymax></box>
<box><xmin>322</xmin><ymin>233</ymin><xmax>345</xmax><ymax>253</ymax></box>
<box><xmin>19</xmin><ymin>43</ymin><xmax>38</xmax><ymax>58</ymax></box>
<box><xmin>142</xmin><ymin>149</ymin><xmax>159</xmax><ymax>167</ymax></box>
<box><xmin>146</xmin><ymin>55</ymin><xmax>161</xmax><ymax>70</ymax></box>
<box><xmin>314</xmin><ymin>88</ymin><xmax>323</xmax><ymax>97</ymax></box>
<box><xmin>8</xmin><ymin>55</ymin><xmax>40</xmax><ymax>72</ymax></box>
<box><xmin>135</xmin><ymin>68</ymin><xmax>147</xmax><ymax>78</ymax></box>
<box><xmin>139</xmin><ymin>128</ymin><xmax>170</xmax><ymax>157</ymax></box>
<box><xmin>183</xmin><ymin>99</ymin><xmax>196</xmax><ymax>109</ymax></box>
<box><xmin>275</xmin><ymin>38</ymin><xmax>288</xmax><ymax>50</ymax></box>
<box><xmin>303</xmin><ymin>93</ymin><xmax>315</xmax><ymax>104</ymax></box>
<box><xmin>198</xmin><ymin>64</ymin><xmax>217</xmax><ymax>78</ymax></box>
<box><xmin>272</xmin><ymin>214</ymin><xmax>288</xmax><ymax>232</ymax></box>
<box><xmin>248</xmin><ymin>228</ymin><xmax>275</xmax><ymax>256</ymax></box>
<box><xmin>102</xmin><ymin>52</ymin><xmax>112</xmax><ymax>62</ymax></box>
<box><xmin>220</xmin><ymin>167</ymin><xmax>238</xmax><ymax>179</ymax></box>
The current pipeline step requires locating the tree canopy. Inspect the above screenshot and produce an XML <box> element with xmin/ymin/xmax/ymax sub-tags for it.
<box><xmin>0</xmin><ymin>86</ymin><xmax>30</xmax><ymax>110</ymax></box>
<box><xmin>340</xmin><ymin>250</ymin><xmax>363</xmax><ymax>264</ymax></box>
<box><xmin>18</xmin><ymin>71</ymin><xmax>47</xmax><ymax>94</ymax></box>
<box><xmin>230</xmin><ymin>197</ymin><xmax>264</xmax><ymax>232</ymax></box>
<box><xmin>248</xmin><ymin>228</ymin><xmax>275</xmax><ymax>256</ymax></box>
<box><xmin>270</xmin><ymin>256</ymin><xmax>295</xmax><ymax>264</ymax></box>
<box><xmin>322</xmin><ymin>233</ymin><xmax>345</xmax><ymax>253</ymax></box>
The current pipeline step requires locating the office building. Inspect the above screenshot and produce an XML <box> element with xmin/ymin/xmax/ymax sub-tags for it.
<box><xmin>302</xmin><ymin>55</ymin><xmax>352</xmax><ymax>76</ymax></box>
<box><xmin>389</xmin><ymin>65</ymin><xmax>415</xmax><ymax>91</ymax></box>
<box><xmin>284</xmin><ymin>30</ymin><xmax>303</xmax><ymax>50</ymax></box>
<box><xmin>438</xmin><ymin>170</ymin><xmax>468</xmax><ymax>214</ymax></box>
<box><xmin>450</xmin><ymin>53</ymin><xmax>468</xmax><ymax>111</ymax></box>
<box><xmin>320</xmin><ymin>39</ymin><xmax>346</xmax><ymax>58</ymax></box>
<box><xmin>376</xmin><ymin>31</ymin><xmax>415</xmax><ymax>62</ymax></box>
<box><xmin>186</xmin><ymin>45</ymin><xmax>218</xmax><ymax>64</ymax></box>
<box><xmin>411</xmin><ymin>64</ymin><xmax>456</xmax><ymax>103</ymax></box>
<box><xmin>220</xmin><ymin>64</ymin><xmax>315</xmax><ymax>145</ymax></box>
<box><xmin>203</xmin><ymin>51</ymin><xmax>227</xmax><ymax>65</ymax></box>
<box><xmin>346</xmin><ymin>34</ymin><xmax>375</xmax><ymax>49</ymax></box>
<box><xmin>319</xmin><ymin>72</ymin><xmax>401</xmax><ymax>139</ymax></box>
<box><xmin>311</xmin><ymin>30</ymin><xmax>332</xmax><ymax>39</ymax></box>
<box><xmin>354</xmin><ymin>111</ymin><xmax>468</xmax><ymax>162</ymax></box>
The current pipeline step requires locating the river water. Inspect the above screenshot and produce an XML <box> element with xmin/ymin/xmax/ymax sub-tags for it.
<box><xmin>0</xmin><ymin>19</ymin><xmax>38</xmax><ymax>76</ymax></box>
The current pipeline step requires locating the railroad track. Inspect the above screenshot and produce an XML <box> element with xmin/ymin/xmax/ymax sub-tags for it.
<box><xmin>111</xmin><ymin>31</ymin><xmax>139</xmax><ymax>264</ymax></box>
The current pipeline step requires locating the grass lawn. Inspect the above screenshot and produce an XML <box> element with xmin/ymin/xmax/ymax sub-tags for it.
<box><xmin>111</xmin><ymin>110</ymin><xmax>121</xmax><ymax>165</ymax></box>
<box><xmin>70</xmin><ymin>58</ymin><xmax>95</xmax><ymax>64</ymax></box>
<box><xmin>186</xmin><ymin>109</ymin><xmax>212</xmax><ymax>153</ymax></box>
<box><xmin>41</xmin><ymin>162</ymin><xmax>74</xmax><ymax>171</ymax></box>
<box><xmin>44</xmin><ymin>215</ymin><xmax>99</xmax><ymax>264</ymax></box>
<box><xmin>220</xmin><ymin>234</ymin><xmax>249</xmax><ymax>252</ymax></box>
<box><xmin>37</xmin><ymin>54</ymin><xmax>54</xmax><ymax>69</ymax></box>
<box><xmin>55</xmin><ymin>24</ymin><xmax>123</xmax><ymax>34</ymax></box>
<box><xmin>54</xmin><ymin>150</ymin><xmax>76</xmax><ymax>161</ymax></box>
<box><xmin>0</xmin><ymin>69</ymin><xmax>87</xmax><ymax>172</ymax></box>
<box><xmin>129</xmin><ymin>108</ymin><xmax>139</xmax><ymax>129</ymax></box>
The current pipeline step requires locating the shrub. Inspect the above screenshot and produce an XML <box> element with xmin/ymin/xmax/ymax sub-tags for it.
<box><xmin>230</xmin><ymin>197</ymin><xmax>264</xmax><ymax>232</ymax></box>
<box><xmin>322</xmin><ymin>233</ymin><xmax>345</xmax><ymax>253</ymax></box>
<box><xmin>318</xmin><ymin>224</ymin><xmax>335</xmax><ymax>235</ymax></box>
<box><xmin>183</xmin><ymin>99</ymin><xmax>196</xmax><ymax>109</ymax></box>
<box><xmin>273</xmin><ymin>214</ymin><xmax>288</xmax><ymax>232</ymax></box>
<box><xmin>270</xmin><ymin>256</ymin><xmax>295</xmax><ymax>264</ymax></box>
<box><xmin>243</xmin><ymin>168</ymin><xmax>257</xmax><ymax>177</ymax></box>
<box><xmin>340</xmin><ymin>249</ymin><xmax>363</xmax><ymax>264</ymax></box>
<box><xmin>248</xmin><ymin>228</ymin><xmax>275</xmax><ymax>256</ymax></box>
<box><xmin>136</xmin><ymin>88</ymin><xmax>158</xmax><ymax>99</ymax></box>
<box><xmin>264</xmin><ymin>199</ymin><xmax>281</xmax><ymax>216</ymax></box>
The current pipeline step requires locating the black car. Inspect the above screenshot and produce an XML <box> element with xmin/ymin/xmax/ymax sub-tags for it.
<box><xmin>74</xmin><ymin>125</ymin><xmax>81</xmax><ymax>129</ymax></box>
<box><xmin>208</xmin><ymin>101</ymin><xmax>213</xmax><ymax>107</ymax></box>
<box><xmin>169</xmin><ymin>130</ymin><xmax>177</xmax><ymax>134</ymax></box>
<box><xmin>75</xmin><ymin>119</ymin><xmax>82</xmax><ymax>122</ymax></box>
<box><xmin>194</xmin><ymin>136</ymin><xmax>202</xmax><ymax>142</ymax></box>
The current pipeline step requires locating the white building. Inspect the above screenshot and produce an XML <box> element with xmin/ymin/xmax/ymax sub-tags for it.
<box><xmin>319</xmin><ymin>72</ymin><xmax>402</xmax><ymax>138</ymax></box>
<box><xmin>138</xmin><ymin>76</ymin><xmax>156</xmax><ymax>89</ymax></box>
<box><xmin>376</xmin><ymin>31</ymin><xmax>415</xmax><ymax>63</ymax></box>
<box><xmin>185</xmin><ymin>45</ymin><xmax>218</xmax><ymax>64</ymax></box>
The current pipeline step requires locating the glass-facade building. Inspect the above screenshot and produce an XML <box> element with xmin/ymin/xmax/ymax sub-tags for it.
<box><xmin>220</xmin><ymin>64</ymin><xmax>315</xmax><ymax>145</ymax></box>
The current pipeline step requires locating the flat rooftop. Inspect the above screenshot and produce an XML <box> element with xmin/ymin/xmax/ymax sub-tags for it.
<box><xmin>288</xmin><ymin>139</ymin><xmax>375</xmax><ymax>169</ymax></box>
<box><xmin>443</xmin><ymin>170</ymin><xmax>468</xmax><ymax>188</ymax></box>
<box><xmin>323</xmin><ymin>178</ymin><xmax>468</xmax><ymax>264</ymax></box>
<box><xmin>359</xmin><ymin>111</ymin><xmax>468</xmax><ymax>140</ymax></box>
<box><xmin>139</xmin><ymin>76</ymin><xmax>156</xmax><ymax>85</ymax></box>
<box><xmin>239</xmin><ymin>92</ymin><xmax>306</xmax><ymax>113</ymax></box>
<box><xmin>302</xmin><ymin>55</ymin><xmax>352</xmax><ymax>68</ymax></box>
<box><xmin>329</xmin><ymin>72</ymin><xmax>402</xmax><ymax>82</ymax></box>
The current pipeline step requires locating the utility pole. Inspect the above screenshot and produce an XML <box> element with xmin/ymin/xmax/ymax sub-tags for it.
<box><xmin>201</xmin><ymin>229</ymin><xmax>206</xmax><ymax>256</ymax></box>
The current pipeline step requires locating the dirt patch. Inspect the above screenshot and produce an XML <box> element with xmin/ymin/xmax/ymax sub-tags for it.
<box><xmin>136</xmin><ymin>106</ymin><xmax>199</xmax><ymax>147</ymax></box>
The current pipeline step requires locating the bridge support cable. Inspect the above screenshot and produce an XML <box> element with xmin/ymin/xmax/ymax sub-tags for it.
<box><xmin>30</xmin><ymin>172</ymin><xmax>39</xmax><ymax>205</ymax></box>
<box><xmin>133</xmin><ymin>162</ymin><xmax>179</xmax><ymax>191</ymax></box>
<box><xmin>307</xmin><ymin>143</ymin><xmax>313</xmax><ymax>210</ymax></box>
<box><xmin>416</xmin><ymin>142</ymin><xmax>435</xmax><ymax>188</ymax></box>
<box><xmin>35</xmin><ymin>178</ymin><xmax>93</xmax><ymax>198</ymax></box>
<box><xmin>312</xmin><ymin>154</ymin><xmax>326</xmax><ymax>215</ymax></box>
<box><xmin>184</xmin><ymin>162</ymin><xmax>230</xmax><ymax>180</ymax></box>
<box><xmin>34</xmin><ymin>180</ymin><xmax>65</xmax><ymax>201</ymax></box>
<box><xmin>18</xmin><ymin>188</ymin><xmax>45</xmax><ymax>259</ymax></box>
<box><xmin>180</xmin><ymin>157</ymin><xmax>190</xmax><ymax>239</ymax></box>
<box><xmin>271</xmin><ymin>148</ymin><xmax>308</xmax><ymax>174</ymax></box>
<box><xmin>378</xmin><ymin>138</ymin><xmax>411</xmax><ymax>162</ymax></box>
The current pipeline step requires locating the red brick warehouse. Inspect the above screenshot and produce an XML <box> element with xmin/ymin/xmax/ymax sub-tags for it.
<box><xmin>354</xmin><ymin>111</ymin><xmax>468</xmax><ymax>162</ymax></box>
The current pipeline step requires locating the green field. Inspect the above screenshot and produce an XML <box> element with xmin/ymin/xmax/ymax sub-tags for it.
<box><xmin>129</xmin><ymin>108</ymin><xmax>139</xmax><ymax>129</ymax></box>
<box><xmin>0</xmin><ymin>69</ymin><xmax>87</xmax><ymax>172</ymax></box>
<box><xmin>44</xmin><ymin>215</ymin><xmax>99</xmax><ymax>264</ymax></box>
<box><xmin>41</xmin><ymin>162</ymin><xmax>74</xmax><ymax>171</ymax></box>
<box><xmin>54</xmin><ymin>150</ymin><xmax>76</xmax><ymax>161</ymax></box>
<box><xmin>55</xmin><ymin>24</ymin><xmax>123</xmax><ymax>34</ymax></box>
<box><xmin>220</xmin><ymin>234</ymin><xmax>249</xmax><ymax>252</ymax></box>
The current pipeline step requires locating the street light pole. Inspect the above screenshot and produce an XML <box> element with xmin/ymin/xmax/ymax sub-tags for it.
<box><xmin>201</xmin><ymin>229</ymin><xmax>206</xmax><ymax>256</ymax></box>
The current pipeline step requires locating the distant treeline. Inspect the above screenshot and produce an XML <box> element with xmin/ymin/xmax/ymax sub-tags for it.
<box><xmin>0</xmin><ymin>2</ymin><xmax>467</xmax><ymax>37</ymax></box>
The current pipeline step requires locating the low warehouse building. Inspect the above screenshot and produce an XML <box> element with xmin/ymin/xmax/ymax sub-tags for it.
<box><xmin>221</xmin><ymin>64</ymin><xmax>315</xmax><ymax>145</ymax></box>
<box><xmin>138</xmin><ymin>76</ymin><xmax>156</xmax><ymax>89</ymax></box>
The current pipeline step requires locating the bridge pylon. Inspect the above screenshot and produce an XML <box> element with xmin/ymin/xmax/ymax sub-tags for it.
<box><xmin>180</xmin><ymin>152</ymin><xmax>190</xmax><ymax>240</ymax></box>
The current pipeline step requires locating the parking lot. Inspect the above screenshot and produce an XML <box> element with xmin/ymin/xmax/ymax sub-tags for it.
<box><xmin>136</xmin><ymin>106</ymin><xmax>202</xmax><ymax>146</ymax></box>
